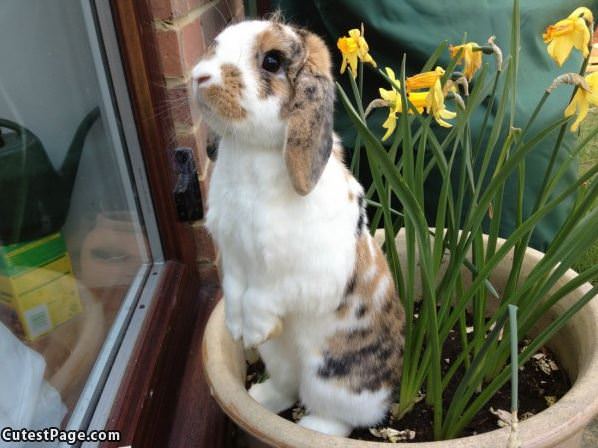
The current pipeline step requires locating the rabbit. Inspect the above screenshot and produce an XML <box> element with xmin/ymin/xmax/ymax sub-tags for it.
<box><xmin>192</xmin><ymin>18</ymin><xmax>405</xmax><ymax>437</ymax></box>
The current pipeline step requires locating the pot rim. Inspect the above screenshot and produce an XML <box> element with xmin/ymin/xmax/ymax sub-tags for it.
<box><xmin>202</xmin><ymin>239</ymin><xmax>598</xmax><ymax>448</ymax></box>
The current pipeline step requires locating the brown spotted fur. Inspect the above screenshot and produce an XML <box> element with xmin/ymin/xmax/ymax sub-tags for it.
<box><xmin>253</xmin><ymin>25</ymin><xmax>297</xmax><ymax>99</ymax></box>
<box><xmin>247</xmin><ymin>23</ymin><xmax>335</xmax><ymax>195</ymax></box>
<box><xmin>282</xmin><ymin>32</ymin><xmax>335</xmax><ymax>195</ymax></box>
<box><xmin>320</xmin><ymin>232</ymin><xmax>405</xmax><ymax>394</ymax></box>
<box><xmin>202</xmin><ymin>64</ymin><xmax>246</xmax><ymax>120</ymax></box>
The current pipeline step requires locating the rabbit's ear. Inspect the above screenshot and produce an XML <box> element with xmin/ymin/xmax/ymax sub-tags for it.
<box><xmin>283</xmin><ymin>32</ymin><xmax>335</xmax><ymax>196</ymax></box>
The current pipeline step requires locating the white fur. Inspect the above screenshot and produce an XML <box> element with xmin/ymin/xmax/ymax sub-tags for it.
<box><xmin>192</xmin><ymin>21</ymin><xmax>289</xmax><ymax>145</ymax></box>
<box><xmin>298</xmin><ymin>415</ymin><xmax>352</xmax><ymax>437</ymax></box>
<box><xmin>195</xmin><ymin>20</ymin><xmax>388</xmax><ymax>436</ymax></box>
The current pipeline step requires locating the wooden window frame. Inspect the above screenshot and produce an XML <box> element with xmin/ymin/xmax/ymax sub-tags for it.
<box><xmin>95</xmin><ymin>1</ymin><xmax>228</xmax><ymax>446</ymax></box>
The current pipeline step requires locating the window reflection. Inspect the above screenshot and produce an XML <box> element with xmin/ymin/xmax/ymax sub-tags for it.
<box><xmin>0</xmin><ymin>0</ymin><xmax>150</xmax><ymax>437</ymax></box>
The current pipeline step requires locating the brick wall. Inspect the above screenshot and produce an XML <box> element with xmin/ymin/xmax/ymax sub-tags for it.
<box><xmin>148</xmin><ymin>0</ymin><xmax>244</xmax><ymax>283</ymax></box>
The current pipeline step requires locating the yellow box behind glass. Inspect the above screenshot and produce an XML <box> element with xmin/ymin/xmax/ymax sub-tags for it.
<box><xmin>0</xmin><ymin>232</ymin><xmax>82</xmax><ymax>340</ymax></box>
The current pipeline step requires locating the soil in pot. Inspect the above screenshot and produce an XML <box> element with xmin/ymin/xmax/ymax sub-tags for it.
<box><xmin>245</xmin><ymin>317</ymin><xmax>570</xmax><ymax>443</ymax></box>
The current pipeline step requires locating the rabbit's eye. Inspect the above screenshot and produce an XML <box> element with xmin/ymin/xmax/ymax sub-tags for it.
<box><xmin>262</xmin><ymin>50</ymin><xmax>283</xmax><ymax>73</ymax></box>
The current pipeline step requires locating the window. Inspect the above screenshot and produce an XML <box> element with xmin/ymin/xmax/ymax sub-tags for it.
<box><xmin>0</xmin><ymin>0</ymin><xmax>162</xmax><ymax>440</ymax></box>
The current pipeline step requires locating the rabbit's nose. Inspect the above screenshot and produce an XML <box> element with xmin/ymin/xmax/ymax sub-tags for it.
<box><xmin>196</xmin><ymin>74</ymin><xmax>211</xmax><ymax>86</ymax></box>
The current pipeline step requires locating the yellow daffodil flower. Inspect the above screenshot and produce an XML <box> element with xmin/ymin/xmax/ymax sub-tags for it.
<box><xmin>379</xmin><ymin>68</ymin><xmax>403</xmax><ymax>140</ymax></box>
<box><xmin>543</xmin><ymin>7</ymin><xmax>594</xmax><ymax>67</ymax></box>
<box><xmin>565</xmin><ymin>72</ymin><xmax>598</xmax><ymax>132</ymax></box>
<box><xmin>378</xmin><ymin>67</ymin><xmax>455</xmax><ymax>140</ymax></box>
<box><xmin>337</xmin><ymin>28</ymin><xmax>377</xmax><ymax>77</ymax></box>
<box><xmin>450</xmin><ymin>43</ymin><xmax>483</xmax><ymax>80</ymax></box>
<box><xmin>381</xmin><ymin>109</ymin><xmax>399</xmax><ymax>142</ymax></box>
<box><xmin>425</xmin><ymin>79</ymin><xmax>457</xmax><ymax>128</ymax></box>
<box><xmin>379</xmin><ymin>67</ymin><xmax>427</xmax><ymax>140</ymax></box>
<box><xmin>406</xmin><ymin>66</ymin><xmax>445</xmax><ymax>91</ymax></box>
<box><xmin>406</xmin><ymin>91</ymin><xmax>428</xmax><ymax>113</ymax></box>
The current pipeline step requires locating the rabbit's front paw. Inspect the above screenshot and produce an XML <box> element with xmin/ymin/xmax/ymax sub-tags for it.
<box><xmin>242</xmin><ymin>311</ymin><xmax>283</xmax><ymax>348</ymax></box>
<box><xmin>248</xmin><ymin>379</ymin><xmax>295</xmax><ymax>413</ymax></box>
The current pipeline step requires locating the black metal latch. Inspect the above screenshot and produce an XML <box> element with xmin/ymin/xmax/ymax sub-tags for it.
<box><xmin>173</xmin><ymin>147</ymin><xmax>203</xmax><ymax>221</ymax></box>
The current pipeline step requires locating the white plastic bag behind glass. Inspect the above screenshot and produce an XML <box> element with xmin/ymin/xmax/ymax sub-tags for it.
<box><xmin>0</xmin><ymin>322</ymin><xmax>66</xmax><ymax>447</ymax></box>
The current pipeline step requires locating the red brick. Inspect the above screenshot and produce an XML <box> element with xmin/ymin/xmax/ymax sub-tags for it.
<box><xmin>196</xmin><ymin>0</ymin><xmax>244</xmax><ymax>45</ymax></box>
<box><xmin>180</xmin><ymin>17</ymin><xmax>206</xmax><ymax>72</ymax></box>
<box><xmin>216</xmin><ymin>0</ymin><xmax>244</xmax><ymax>21</ymax></box>
<box><xmin>185</xmin><ymin>0</ymin><xmax>216</xmax><ymax>13</ymax></box>
<box><xmin>153</xmin><ymin>0</ymin><xmax>244</xmax><ymax>76</ymax></box>
<box><xmin>223</xmin><ymin>0</ymin><xmax>244</xmax><ymax>20</ymax></box>
<box><xmin>149</xmin><ymin>0</ymin><xmax>178</xmax><ymax>20</ymax></box>
<box><xmin>150</xmin><ymin>0</ymin><xmax>236</xmax><ymax>21</ymax></box>
<box><xmin>149</xmin><ymin>0</ymin><xmax>198</xmax><ymax>20</ymax></box>
<box><xmin>164</xmin><ymin>84</ymin><xmax>194</xmax><ymax>126</ymax></box>
<box><xmin>155</xmin><ymin>29</ymin><xmax>184</xmax><ymax>77</ymax></box>
<box><xmin>166</xmin><ymin>77</ymin><xmax>203</xmax><ymax>122</ymax></box>
<box><xmin>200</xmin><ymin>2</ymin><xmax>232</xmax><ymax>43</ymax></box>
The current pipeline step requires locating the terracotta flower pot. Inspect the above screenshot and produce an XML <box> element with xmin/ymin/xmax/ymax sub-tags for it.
<box><xmin>202</xmin><ymin>234</ymin><xmax>598</xmax><ymax>447</ymax></box>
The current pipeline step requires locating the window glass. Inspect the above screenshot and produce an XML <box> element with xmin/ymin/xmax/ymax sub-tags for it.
<box><xmin>0</xmin><ymin>0</ymin><xmax>150</xmax><ymax>436</ymax></box>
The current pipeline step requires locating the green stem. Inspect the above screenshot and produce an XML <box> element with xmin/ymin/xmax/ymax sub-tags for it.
<box><xmin>508</xmin><ymin>305</ymin><xmax>519</xmax><ymax>413</ymax></box>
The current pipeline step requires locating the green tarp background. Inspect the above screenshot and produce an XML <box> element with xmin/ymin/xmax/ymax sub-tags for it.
<box><xmin>273</xmin><ymin>0</ymin><xmax>597</xmax><ymax>250</ymax></box>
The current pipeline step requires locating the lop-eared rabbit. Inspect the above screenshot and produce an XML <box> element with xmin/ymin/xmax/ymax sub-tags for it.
<box><xmin>193</xmin><ymin>19</ymin><xmax>405</xmax><ymax>437</ymax></box>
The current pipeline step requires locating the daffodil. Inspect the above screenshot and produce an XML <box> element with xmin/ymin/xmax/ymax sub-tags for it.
<box><xmin>380</xmin><ymin>109</ymin><xmax>398</xmax><ymax>142</ymax></box>
<box><xmin>337</xmin><ymin>28</ymin><xmax>377</xmax><ymax>77</ymax></box>
<box><xmin>378</xmin><ymin>67</ymin><xmax>455</xmax><ymax>140</ymax></box>
<box><xmin>405</xmin><ymin>67</ymin><xmax>455</xmax><ymax>127</ymax></box>
<box><xmin>379</xmin><ymin>67</ymin><xmax>403</xmax><ymax>140</ymax></box>
<box><xmin>406</xmin><ymin>66</ymin><xmax>445</xmax><ymax>91</ymax></box>
<box><xmin>425</xmin><ymin>79</ymin><xmax>457</xmax><ymax>128</ymax></box>
<box><xmin>543</xmin><ymin>7</ymin><xmax>594</xmax><ymax>67</ymax></box>
<box><xmin>565</xmin><ymin>72</ymin><xmax>598</xmax><ymax>132</ymax></box>
<box><xmin>406</xmin><ymin>92</ymin><xmax>428</xmax><ymax>113</ymax></box>
<box><xmin>450</xmin><ymin>43</ymin><xmax>483</xmax><ymax>80</ymax></box>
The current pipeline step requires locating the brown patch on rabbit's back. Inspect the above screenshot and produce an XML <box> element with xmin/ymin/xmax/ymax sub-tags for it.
<box><xmin>323</xmin><ymin>233</ymin><xmax>405</xmax><ymax>394</ymax></box>
<box><xmin>203</xmin><ymin>64</ymin><xmax>246</xmax><ymax>120</ymax></box>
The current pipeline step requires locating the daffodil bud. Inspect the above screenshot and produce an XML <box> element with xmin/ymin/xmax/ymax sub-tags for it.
<box><xmin>546</xmin><ymin>73</ymin><xmax>590</xmax><ymax>94</ymax></box>
<box><xmin>364</xmin><ymin>99</ymin><xmax>389</xmax><ymax>119</ymax></box>
<box><xmin>446</xmin><ymin>92</ymin><xmax>466</xmax><ymax>110</ymax></box>
<box><xmin>487</xmin><ymin>36</ymin><xmax>503</xmax><ymax>72</ymax></box>
<box><xmin>453</xmin><ymin>76</ymin><xmax>470</xmax><ymax>97</ymax></box>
